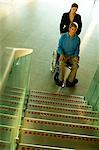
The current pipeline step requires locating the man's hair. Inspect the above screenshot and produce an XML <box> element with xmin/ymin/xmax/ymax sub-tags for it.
<box><xmin>69</xmin><ymin>22</ymin><xmax>78</xmax><ymax>29</ymax></box>
<box><xmin>71</xmin><ymin>3</ymin><xmax>78</xmax><ymax>8</ymax></box>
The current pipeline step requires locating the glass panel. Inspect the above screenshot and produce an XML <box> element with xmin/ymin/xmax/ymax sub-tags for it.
<box><xmin>0</xmin><ymin>47</ymin><xmax>33</xmax><ymax>149</ymax></box>
<box><xmin>85</xmin><ymin>65</ymin><xmax>99</xmax><ymax>112</ymax></box>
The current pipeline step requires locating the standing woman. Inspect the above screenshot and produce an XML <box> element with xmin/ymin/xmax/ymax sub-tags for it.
<box><xmin>60</xmin><ymin>3</ymin><xmax>82</xmax><ymax>35</ymax></box>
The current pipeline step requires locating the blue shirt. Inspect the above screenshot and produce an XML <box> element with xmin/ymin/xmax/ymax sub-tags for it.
<box><xmin>58</xmin><ymin>32</ymin><xmax>80</xmax><ymax>57</ymax></box>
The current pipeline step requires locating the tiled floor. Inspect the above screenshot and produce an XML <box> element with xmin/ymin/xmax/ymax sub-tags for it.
<box><xmin>0</xmin><ymin>0</ymin><xmax>99</xmax><ymax>96</ymax></box>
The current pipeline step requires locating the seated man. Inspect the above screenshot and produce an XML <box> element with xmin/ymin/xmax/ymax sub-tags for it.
<box><xmin>56</xmin><ymin>22</ymin><xmax>81</xmax><ymax>87</ymax></box>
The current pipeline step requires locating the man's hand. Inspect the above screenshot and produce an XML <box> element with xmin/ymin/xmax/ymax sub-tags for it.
<box><xmin>74</xmin><ymin>56</ymin><xmax>79</xmax><ymax>63</ymax></box>
<box><xmin>59</xmin><ymin>55</ymin><xmax>71</xmax><ymax>62</ymax></box>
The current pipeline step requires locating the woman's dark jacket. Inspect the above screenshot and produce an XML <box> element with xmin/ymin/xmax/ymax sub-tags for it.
<box><xmin>60</xmin><ymin>12</ymin><xmax>82</xmax><ymax>35</ymax></box>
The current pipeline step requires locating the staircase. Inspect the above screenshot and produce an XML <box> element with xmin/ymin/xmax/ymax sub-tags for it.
<box><xmin>0</xmin><ymin>88</ymin><xmax>99</xmax><ymax>150</ymax></box>
<box><xmin>0</xmin><ymin>87</ymin><xmax>27</xmax><ymax>150</ymax></box>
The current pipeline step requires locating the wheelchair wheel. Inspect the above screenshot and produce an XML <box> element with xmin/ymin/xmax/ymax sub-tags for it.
<box><xmin>50</xmin><ymin>50</ymin><xmax>57</xmax><ymax>73</ymax></box>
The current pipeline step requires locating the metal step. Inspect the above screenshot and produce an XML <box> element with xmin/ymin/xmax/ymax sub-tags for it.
<box><xmin>0</xmin><ymin>99</ymin><xmax>20</xmax><ymax>108</ymax></box>
<box><xmin>29</xmin><ymin>95</ymin><xmax>85</xmax><ymax>105</ymax></box>
<box><xmin>18</xmin><ymin>143</ymin><xmax>75</xmax><ymax>150</ymax></box>
<box><xmin>0</xmin><ymin>97</ymin><xmax>27</xmax><ymax>107</ymax></box>
<box><xmin>0</xmin><ymin>113</ymin><xmax>18</xmax><ymax>126</ymax></box>
<box><xmin>1</xmin><ymin>88</ymin><xmax>98</xmax><ymax>150</ymax></box>
<box><xmin>5</xmin><ymin>86</ymin><xmax>25</xmax><ymax>92</ymax></box>
<box><xmin>23</xmin><ymin>117</ymin><xmax>99</xmax><ymax>137</ymax></box>
<box><xmin>3</xmin><ymin>90</ymin><xmax>24</xmax><ymax>96</ymax></box>
<box><xmin>25</xmin><ymin>110</ymin><xmax>99</xmax><ymax>125</ymax></box>
<box><xmin>0</xmin><ymin>105</ymin><xmax>19</xmax><ymax>115</ymax></box>
<box><xmin>4</xmin><ymin>89</ymin><xmax>25</xmax><ymax>95</ymax></box>
<box><xmin>0</xmin><ymin>94</ymin><xmax>22</xmax><ymax>100</ymax></box>
<box><xmin>1</xmin><ymin>93</ymin><xmax>28</xmax><ymax>100</ymax></box>
<box><xmin>2</xmin><ymin>89</ymin><xmax>28</xmax><ymax>100</ymax></box>
<box><xmin>1</xmin><ymin>93</ymin><xmax>22</xmax><ymax>98</ymax></box>
<box><xmin>0</xmin><ymin>140</ymin><xmax>10</xmax><ymax>150</ymax></box>
<box><xmin>28</xmin><ymin>99</ymin><xmax>92</xmax><ymax>110</ymax></box>
<box><xmin>0</xmin><ymin>97</ymin><xmax>21</xmax><ymax>103</ymax></box>
<box><xmin>0</xmin><ymin>125</ymin><xmax>15</xmax><ymax>141</ymax></box>
<box><xmin>0</xmin><ymin>97</ymin><xmax>21</xmax><ymax>102</ymax></box>
<box><xmin>20</xmin><ymin>128</ymin><xmax>99</xmax><ymax>150</ymax></box>
<box><xmin>30</xmin><ymin>90</ymin><xmax>84</xmax><ymax>100</ymax></box>
<box><xmin>27</xmin><ymin>103</ymin><xmax>98</xmax><ymax>117</ymax></box>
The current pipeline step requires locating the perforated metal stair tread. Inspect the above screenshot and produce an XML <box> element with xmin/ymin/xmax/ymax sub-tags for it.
<box><xmin>23</xmin><ymin>117</ymin><xmax>99</xmax><ymax>136</ymax></box>
<box><xmin>27</xmin><ymin>103</ymin><xmax>98</xmax><ymax>117</ymax></box>
<box><xmin>19</xmin><ymin>143</ymin><xmax>75</xmax><ymax>150</ymax></box>
<box><xmin>19</xmin><ymin>128</ymin><xmax>99</xmax><ymax>149</ymax></box>
<box><xmin>23</xmin><ymin>117</ymin><xmax>99</xmax><ymax>128</ymax></box>
<box><xmin>0</xmin><ymin>105</ymin><xmax>19</xmax><ymax>112</ymax></box>
<box><xmin>5</xmin><ymin>86</ymin><xmax>25</xmax><ymax>91</ymax></box>
<box><xmin>21</xmin><ymin>127</ymin><xmax>99</xmax><ymax>138</ymax></box>
<box><xmin>0</xmin><ymin>140</ymin><xmax>10</xmax><ymax>149</ymax></box>
<box><xmin>1</xmin><ymin>93</ymin><xmax>28</xmax><ymax>100</ymax></box>
<box><xmin>29</xmin><ymin>95</ymin><xmax>85</xmax><ymax>103</ymax></box>
<box><xmin>0</xmin><ymin>125</ymin><xmax>15</xmax><ymax>142</ymax></box>
<box><xmin>0</xmin><ymin>113</ymin><xmax>18</xmax><ymax>126</ymax></box>
<box><xmin>25</xmin><ymin>109</ymin><xmax>99</xmax><ymax>125</ymax></box>
<box><xmin>0</xmin><ymin>99</ymin><xmax>20</xmax><ymax>105</ymax></box>
<box><xmin>30</xmin><ymin>90</ymin><xmax>84</xmax><ymax>99</ymax></box>
<box><xmin>28</xmin><ymin>99</ymin><xmax>91</xmax><ymax>110</ymax></box>
<box><xmin>1</xmin><ymin>88</ymin><xmax>99</xmax><ymax>150</ymax></box>
<box><xmin>28</xmin><ymin>99</ymin><xmax>87</xmax><ymax>105</ymax></box>
<box><xmin>4</xmin><ymin>90</ymin><xmax>25</xmax><ymax>94</ymax></box>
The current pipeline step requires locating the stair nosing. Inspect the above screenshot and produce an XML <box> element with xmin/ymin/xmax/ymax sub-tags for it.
<box><xmin>27</xmin><ymin>103</ymin><xmax>98</xmax><ymax>114</ymax></box>
<box><xmin>30</xmin><ymin>90</ymin><xmax>84</xmax><ymax>99</ymax></box>
<box><xmin>23</xmin><ymin>117</ymin><xmax>99</xmax><ymax>129</ymax></box>
<box><xmin>25</xmin><ymin>109</ymin><xmax>99</xmax><ymax>121</ymax></box>
<box><xmin>19</xmin><ymin>143</ymin><xmax>75</xmax><ymax>150</ymax></box>
<box><xmin>28</xmin><ymin>100</ymin><xmax>92</xmax><ymax>109</ymax></box>
<box><xmin>22</xmin><ymin>127</ymin><xmax>99</xmax><ymax>139</ymax></box>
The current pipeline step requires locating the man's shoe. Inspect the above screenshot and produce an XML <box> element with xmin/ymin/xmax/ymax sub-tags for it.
<box><xmin>66</xmin><ymin>80</ymin><xmax>74</xmax><ymax>87</ymax></box>
<box><xmin>56</xmin><ymin>80</ymin><xmax>64</xmax><ymax>87</ymax></box>
<box><xmin>72</xmin><ymin>79</ymin><xmax>78</xmax><ymax>85</ymax></box>
<box><xmin>66</xmin><ymin>79</ymin><xmax>78</xmax><ymax>87</ymax></box>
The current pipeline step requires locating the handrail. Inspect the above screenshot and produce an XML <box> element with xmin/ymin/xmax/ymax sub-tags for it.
<box><xmin>14</xmin><ymin>48</ymin><xmax>33</xmax><ymax>59</ymax></box>
<box><xmin>0</xmin><ymin>47</ymin><xmax>33</xmax><ymax>94</ymax></box>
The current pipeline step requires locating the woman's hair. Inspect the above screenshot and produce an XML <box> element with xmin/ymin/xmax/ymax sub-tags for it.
<box><xmin>71</xmin><ymin>3</ymin><xmax>78</xmax><ymax>8</ymax></box>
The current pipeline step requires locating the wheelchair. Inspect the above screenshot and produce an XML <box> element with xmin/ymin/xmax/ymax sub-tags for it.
<box><xmin>50</xmin><ymin>50</ymin><xmax>72</xmax><ymax>86</ymax></box>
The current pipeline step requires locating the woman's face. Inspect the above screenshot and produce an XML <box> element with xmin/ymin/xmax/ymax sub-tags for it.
<box><xmin>70</xmin><ymin>7</ymin><xmax>78</xmax><ymax>14</ymax></box>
